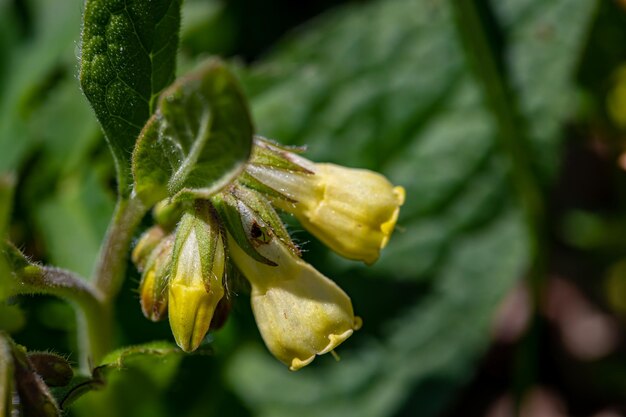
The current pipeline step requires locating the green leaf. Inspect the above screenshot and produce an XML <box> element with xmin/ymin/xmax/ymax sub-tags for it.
<box><xmin>53</xmin><ymin>342</ymin><xmax>188</xmax><ymax>412</ymax></box>
<box><xmin>225</xmin><ymin>0</ymin><xmax>596</xmax><ymax>415</ymax></box>
<box><xmin>132</xmin><ymin>59</ymin><xmax>254</xmax><ymax>204</ymax></box>
<box><xmin>67</xmin><ymin>342</ymin><xmax>188</xmax><ymax>417</ymax></box>
<box><xmin>491</xmin><ymin>0</ymin><xmax>597</xmax><ymax>177</ymax></box>
<box><xmin>80</xmin><ymin>0</ymin><xmax>182</xmax><ymax>194</ymax></box>
<box><xmin>50</xmin><ymin>375</ymin><xmax>103</xmax><ymax>411</ymax></box>
<box><xmin>97</xmin><ymin>341</ymin><xmax>183</xmax><ymax>372</ymax></box>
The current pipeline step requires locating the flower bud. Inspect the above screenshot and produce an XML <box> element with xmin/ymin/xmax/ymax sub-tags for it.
<box><xmin>132</xmin><ymin>226</ymin><xmax>166</xmax><ymax>273</ymax></box>
<box><xmin>228</xmin><ymin>225</ymin><xmax>361</xmax><ymax>371</ymax></box>
<box><xmin>139</xmin><ymin>235</ymin><xmax>174</xmax><ymax>322</ymax></box>
<box><xmin>168</xmin><ymin>203</ymin><xmax>225</xmax><ymax>352</ymax></box>
<box><xmin>247</xmin><ymin>159</ymin><xmax>405</xmax><ymax>265</ymax></box>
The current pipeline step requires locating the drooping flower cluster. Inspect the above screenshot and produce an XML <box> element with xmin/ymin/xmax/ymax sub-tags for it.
<box><xmin>132</xmin><ymin>137</ymin><xmax>405</xmax><ymax>370</ymax></box>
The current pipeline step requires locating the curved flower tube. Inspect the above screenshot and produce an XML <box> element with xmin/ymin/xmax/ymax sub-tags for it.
<box><xmin>228</xmin><ymin>231</ymin><xmax>361</xmax><ymax>370</ymax></box>
<box><xmin>247</xmin><ymin>161</ymin><xmax>405</xmax><ymax>265</ymax></box>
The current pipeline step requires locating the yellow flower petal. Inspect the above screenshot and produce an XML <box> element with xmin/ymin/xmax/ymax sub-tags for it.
<box><xmin>168</xmin><ymin>207</ymin><xmax>225</xmax><ymax>352</ymax></box>
<box><xmin>228</xmin><ymin>231</ymin><xmax>360</xmax><ymax>370</ymax></box>
<box><xmin>248</xmin><ymin>161</ymin><xmax>405</xmax><ymax>264</ymax></box>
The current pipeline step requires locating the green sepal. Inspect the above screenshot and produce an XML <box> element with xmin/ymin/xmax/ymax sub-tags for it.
<box><xmin>231</xmin><ymin>186</ymin><xmax>299</xmax><ymax>257</ymax></box>
<box><xmin>212</xmin><ymin>192</ymin><xmax>277</xmax><ymax>266</ymax></box>
<box><xmin>251</xmin><ymin>137</ymin><xmax>313</xmax><ymax>174</ymax></box>
<box><xmin>237</xmin><ymin>171</ymin><xmax>295</xmax><ymax>203</ymax></box>
<box><xmin>192</xmin><ymin>201</ymin><xmax>224</xmax><ymax>292</ymax></box>
<box><xmin>133</xmin><ymin>59</ymin><xmax>254</xmax><ymax>205</ymax></box>
<box><xmin>254</xmin><ymin>136</ymin><xmax>307</xmax><ymax>154</ymax></box>
<box><xmin>169</xmin><ymin>202</ymin><xmax>224</xmax><ymax>292</ymax></box>
<box><xmin>169</xmin><ymin>210</ymin><xmax>194</xmax><ymax>271</ymax></box>
<box><xmin>214</xmin><ymin>186</ymin><xmax>300</xmax><ymax>266</ymax></box>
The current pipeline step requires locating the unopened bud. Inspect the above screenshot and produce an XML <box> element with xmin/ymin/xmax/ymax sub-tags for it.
<box><xmin>132</xmin><ymin>226</ymin><xmax>166</xmax><ymax>272</ymax></box>
<box><xmin>168</xmin><ymin>203</ymin><xmax>225</xmax><ymax>352</ymax></box>
<box><xmin>139</xmin><ymin>235</ymin><xmax>174</xmax><ymax>322</ymax></box>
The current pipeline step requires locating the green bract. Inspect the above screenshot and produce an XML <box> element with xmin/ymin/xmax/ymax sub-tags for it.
<box><xmin>133</xmin><ymin>60</ymin><xmax>254</xmax><ymax>205</ymax></box>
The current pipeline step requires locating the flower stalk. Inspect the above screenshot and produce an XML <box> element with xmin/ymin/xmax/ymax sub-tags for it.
<box><xmin>94</xmin><ymin>195</ymin><xmax>148</xmax><ymax>302</ymax></box>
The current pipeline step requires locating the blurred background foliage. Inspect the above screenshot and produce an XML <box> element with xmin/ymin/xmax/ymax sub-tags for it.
<box><xmin>4</xmin><ymin>0</ymin><xmax>626</xmax><ymax>416</ymax></box>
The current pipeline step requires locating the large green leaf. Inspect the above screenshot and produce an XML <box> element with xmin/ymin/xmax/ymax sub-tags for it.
<box><xmin>225</xmin><ymin>0</ymin><xmax>596</xmax><ymax>416</ymax></box>
<box><xmin>80</xmin><ymin>0</ymin><xmax>182</xmax><ymax>194</ymax></box>
<box><xmin>132</xmin><ymin>59</ymin><xmax>253</xmax><ymax>204</ymax></box>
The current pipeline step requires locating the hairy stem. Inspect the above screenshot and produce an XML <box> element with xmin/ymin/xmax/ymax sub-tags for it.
<box><xmin>7</xmin><ymin>190</ymin><xmax>147</xmax><ymax>370</ymax></box>
<box><xmin>94</xmin><ymin>195</ymin><xmax>147</xmax><ymax>303</ymax></box>
<box><xmin>12</xmin><ymin>266</ymin><xmax>108</xmax><ymax>371</ymax></box>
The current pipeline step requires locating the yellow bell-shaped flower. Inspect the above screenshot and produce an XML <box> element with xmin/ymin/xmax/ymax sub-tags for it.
<box><xmin>168</xmin><ymin>205</ymin><xmax>225</xmax><ymax>352</ymax></box>
<box><xmin>228</xmin><ymin>230</ymin><xmax>361</xmax><ymax>371</ymax></box>
<box><xmin>247</xmin><ymin>161</ymin><xmax>405</xmax><ymax>265</ymax></box>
